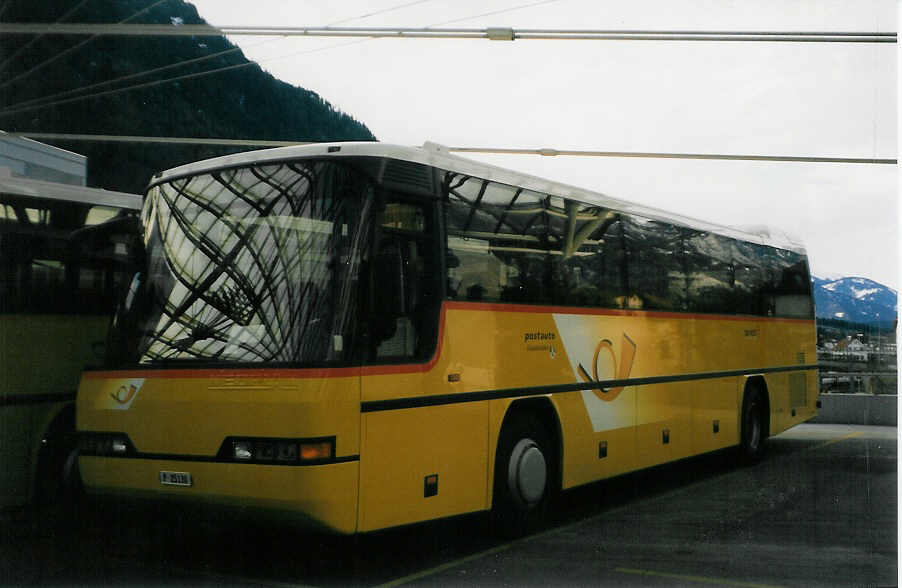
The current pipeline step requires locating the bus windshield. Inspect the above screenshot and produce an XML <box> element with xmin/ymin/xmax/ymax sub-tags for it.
<box><xmin>108</xmin><ymin>160</ymin><xmax>375</xmax><ymax>366</ymax></box>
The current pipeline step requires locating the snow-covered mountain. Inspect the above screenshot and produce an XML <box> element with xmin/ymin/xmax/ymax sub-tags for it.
<box><xmin>812</xmin><ymin>276</ymin><xmax>897</xmax><ymax>326</ymax></box>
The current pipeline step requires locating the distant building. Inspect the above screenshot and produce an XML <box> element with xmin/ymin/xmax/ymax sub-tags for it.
<box><xmin>0</xmin><ymin>132</ymin><xmax>86</xmax><ymax>185</ymax></box>
<box><xmin>0</xmin><ymin>132</ymin><xmax>138</xmax><ymax>210</ymax></box>
<box><xmin>847</xmin><ymin>339</ymin><xmax>867</xmax><ymax>353</ymax></box>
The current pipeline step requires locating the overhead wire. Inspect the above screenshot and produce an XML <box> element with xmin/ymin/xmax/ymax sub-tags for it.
<box><xmin>257</xmin><ymin>0</ymin><xmax>567</xmax><ymax>66</ymax></box>
<box><xmin>1</xmin><ymin>3</ymin><xmax>895</xmax><ymax>166</ymax></box>
<box><xmin>328</xmin><ymin>0</ymin><xmax>435</xmax><ymax>26</ymax></box>
<box><xmin>0</xmin><ymin>0</ymin><xmax>549</xmax><ymax>116</ymax></box>
<box><xmin>3</xmin><ymin>41</ymin><xmax>279</xmax><ymax>113</ymax></box>
<box><xmin>0</xmin><ymin>61</ymin><xmax>255</xmax><ymax>117</ymax></box>
<box><xmin>0</xmin><ymin>23</ymin><xmax>895</xmax><ymax>43</ymax></box>
<box><xmin>0</xmin><ymin>0</ymin><xmax>168</xmax><ymax>92</ymax></box>
<box><xmin>0</xmin><ymin>0</ymin><xmax>438</xmax><ymax>115</ymax></box>
<box><xmin>0</xmin><ymin>23</ymin><xmax>894</xmax><ymax>118</ymax></box>
<box><xmin>433</xmin><ymin>0</ymin><xmax>561</xmax><ymax>26</ymax></box>
<box><xmin>0</xmin><ymin>0</ymin><xmax>90</xmax><ymax>73</ymax></box>
<box><xmin>6</xmin><ymin>133</ymin><xmax>896</xmax><ymax>165</ymax></box>
<box><xmin>8</xmin><ymin>0</ymin><xmax>891</xmax><ymax>118</ymax></box>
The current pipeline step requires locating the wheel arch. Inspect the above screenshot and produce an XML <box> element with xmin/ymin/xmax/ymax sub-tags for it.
<box><xmin>490</xmin><ymin>396</ymin><xmax>563</xmax><ymax>507</ymax></box>
<box><xmin>33</xmin><ymin>402</ymin><xmax>78</xmax><ymax>503</ymax></box>
<box><xmin>742</xmin><ymin>376</ymin><xmax>771</xmax><ymax>439</ymax></box>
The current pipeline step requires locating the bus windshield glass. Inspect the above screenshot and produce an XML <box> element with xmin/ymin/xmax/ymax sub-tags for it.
<box><xmin>110</xmin><ymin>160</ymin><xmax>374</xmax><ymax>366</ymax></box>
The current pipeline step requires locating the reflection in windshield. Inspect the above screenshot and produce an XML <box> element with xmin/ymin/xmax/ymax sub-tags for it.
<box><xmin>114</xmin><ymin>160</ymin><xmax>373</xmax><ymax>365</ymax></box>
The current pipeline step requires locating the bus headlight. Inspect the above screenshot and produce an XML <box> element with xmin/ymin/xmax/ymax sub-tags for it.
<box><xmin>223</xmin><ymin>437</ymin><xmax>335</xmax><ymax>465</ymax></box>
<box><xmin>232</xmin><ymin>441</ymin><xmax>253</xmax><ymax>461</ymax></box>
<box><xmin>78</xmin><ymin>433</ymin><xmax>134</xmax><ymax>457</ymax></box>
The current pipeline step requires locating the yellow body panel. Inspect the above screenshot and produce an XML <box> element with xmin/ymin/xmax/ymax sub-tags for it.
<box><xmin>78</xmin><ymin>372</ymin><xmax>360</xmax><ymax>458</ymax></box>
<box><xmin>77</xmin><ymin>370</ymin><xmax>361</xmax><ymax>532</ymax></box>
<box><xmin>1</xmin><ymin>314</ymin><xmax>108</xmax><ymax>507</ymax></box>
<box><xmin>358</xmin><ymin>402</ymin><xmax>489</xmax><ymax>532</ymax></box>
<box><xmin>77</xmin><ymin>303</ymin><xmax>816</xmax><ymax>533</ymax></box>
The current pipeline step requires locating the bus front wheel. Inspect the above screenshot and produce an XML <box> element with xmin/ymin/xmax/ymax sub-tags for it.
<box><xmin>36</xmin><ymin>416</ymin><xmax>82</xmax><ymax>505</ymax></box>
<box><xmin>491</xmin><ymin>413</ymin><xmax>555</xmax><ymax>535</ymax></box>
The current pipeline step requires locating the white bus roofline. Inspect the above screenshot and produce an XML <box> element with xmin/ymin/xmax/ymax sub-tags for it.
<box><xmin>152</xmin><ymin>141</ymin><xmax>807</xmax><ymax>255</ymax></box>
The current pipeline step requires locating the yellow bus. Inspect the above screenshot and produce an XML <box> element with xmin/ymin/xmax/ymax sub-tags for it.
<box><xmin>1</xmin><ymin>174</ymin><xmax>141</xmax><ymax>507</ymax></box>
<box><xmin>76</xmin><ymin>142</ymin><xmax>817</xmax><ymax>533</ymax></box>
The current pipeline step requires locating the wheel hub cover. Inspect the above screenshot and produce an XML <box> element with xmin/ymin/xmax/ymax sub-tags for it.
<box><xmin>508</xmin><ymin>439</ymin><xmax>547</xmax><ymax>506</ymax></box>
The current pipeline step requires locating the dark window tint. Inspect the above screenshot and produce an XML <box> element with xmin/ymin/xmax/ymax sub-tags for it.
<box><xmin>444</xmin><ymin>174</ymin><xmax>556</xmax><ymax>304</ymax></box>
<box><xmin>761</xmin><ymin>246</ymin><xmax>813</xmax><ymax>318</ymax></box>
<box><xmin>620</xmin><ymin>215</ymin><xmax>687</xmax><ymax>311</ymax></box>
<box><xmin>731</xmin><ymin>240</ymin><xmax>768</xmax><ymax>315</ymax></box>
<box><xmin>368</xmin><ymin>199</ymin><xmax>440</xmax><ymax>362</ymax></box>
<box><xmin>442</xmin><ymin>170</ymin><xmax>811</xmax><ymax>318</ymax></box>
<box><xmin>554</xmin><ymin>207</ymin><xmax>625</xmax><ymax>308</ymax></box>
<box><xmin>0</xmin><ymin>195</ymin><xmax>139</xmax><ymax>315</ymax></box>
<box><xmin>684</xmin><ymin>230</ymin><xmax>735</xmax><ymax>314</ymax></box>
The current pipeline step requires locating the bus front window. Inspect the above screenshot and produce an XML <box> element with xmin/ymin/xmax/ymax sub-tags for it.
<box><xmin>110</xmin><ymin>160</ymin><xmax>375</xmax><ymax>366</ymax></box>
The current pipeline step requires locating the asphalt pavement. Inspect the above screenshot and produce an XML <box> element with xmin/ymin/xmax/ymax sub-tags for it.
<box><xmin>0</xmin><ymin>423</ymin><xmax>896</xmax><ymax>587</ymax></box>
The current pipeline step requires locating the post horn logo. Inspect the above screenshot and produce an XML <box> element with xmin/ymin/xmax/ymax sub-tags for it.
<box><xmin>111</xmin><ymin>384</ymin><xmax>139</xmax><ymax>404</ymax></box>
<box><xmin>577</xmin><ymin>333</ymin><xmax>637</xmax><ymax>402</ymax></box>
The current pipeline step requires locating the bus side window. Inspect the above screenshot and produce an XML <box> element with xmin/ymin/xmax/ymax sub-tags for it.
<box><xmin>444</xmin><ymin>176</ymin><xmax>555</xmax><ymax>306</ymax></box>
<box><xmin>620</xmin><ymin>215</ymin><xmax>687</xmax><ymax>312</ymax></box>
<box><xmin>685</xmin><ymin>230</ymin><xmax>735</xmax><ymax>315</ymax></box>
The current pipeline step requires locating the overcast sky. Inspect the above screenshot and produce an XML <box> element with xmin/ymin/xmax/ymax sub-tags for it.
<box><xmin>188</xmin><ymin>0</ymin><xmax>898</xmax><ymax>289</ymax></box>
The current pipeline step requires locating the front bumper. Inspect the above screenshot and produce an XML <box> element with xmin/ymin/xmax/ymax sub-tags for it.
<box><xmin>79</xmin><ymin>455</ymin><xmax>359</xmax><ymax>534</ymax></box>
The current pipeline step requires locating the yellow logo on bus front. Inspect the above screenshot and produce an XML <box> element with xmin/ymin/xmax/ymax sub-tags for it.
<box><xmin>95</xmin><ymin>378</ymin><xmax>145</xmax><ymax>410</ymax></box>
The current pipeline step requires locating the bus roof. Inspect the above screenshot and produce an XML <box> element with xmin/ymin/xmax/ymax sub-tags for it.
<box><xmin>153</xmin><ymin>141</ymin><xmax>806</xmax><ymax>254</ymax></box>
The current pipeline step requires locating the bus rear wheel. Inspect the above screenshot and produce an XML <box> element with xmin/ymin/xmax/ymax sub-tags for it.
<box><xmin>491</xmin><ymin>413</ymin><xmax>555</xmax><ymax>536</ymax></box>
<box><xmin>739</xmin><ymin>386</ymin><xmax>767</xmax><ymax>464</ymax></box>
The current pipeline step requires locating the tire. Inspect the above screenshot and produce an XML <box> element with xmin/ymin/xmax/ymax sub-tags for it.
<box><xmin>36</xmin><ymin>424</ymin><xmax>82</xmax><ymax>506</ymax></box>
<box><xmin>739</xmin><ymin>386</ymin><xmax>768</xmax><ymax>464</ymax></box>
<box><xmin>491</xmin><ymin>413</ymin><xmax>556</xmax><ymax>536</ymax></box>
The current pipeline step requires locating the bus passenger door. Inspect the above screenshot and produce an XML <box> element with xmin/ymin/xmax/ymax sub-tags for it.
<box><xmin>357</xmin><ymin>196</ymin><xmax>489</xmax><ymax>532</ymax></box>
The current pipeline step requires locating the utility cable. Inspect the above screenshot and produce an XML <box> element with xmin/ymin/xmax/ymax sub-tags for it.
<box><xmin>0</xmin><ymin>0</ymin><xmax>167</xmax><ymax>92</ymax></box>
<box><xmin>328</xmin><ymin>0</ymin><xmax>434</xmax><ymax>26</ymax></box>
<box><xmin>0</xmin><ymin>23</ymin><xmax>895</xmax><ymax>43</ymax></box>
<box><xmin>259</xmin><ymin>0</ymin><xmax>565</xmax><ymax>65</ymax></box>
<box><xmin>0</xmin><ymin>0</ymin><xmax>89</xmax><ymax>73</ymax></box>
<box><xmin>0</xmin><ymin>0</ymin><xmax>434</xmax><ymax>114</ymax></box>
<box><xmin>0</xmin><ymin>61</ymin><xmax>254</xmax><ymax>117</ymax></box>
<box><xmin>1</xmin><ymin>4</ymin><xmax>892</xmax><ymax>129</ymax></box>
<box><xmin>3</xmin><ymin>43</ymin><xmax>267</xmax><ymax>112</ymax></box>
<box><xmin>433</xmin><ymin>0</ymin><xmax>561</xmax><ymax>26</ymax></box>
<box><xmin>0</xmin><ymin>0</ymin><xmax>534</xmax><ymax>116</ymax></box>
<box><xmin>6</xmin><ymin>133</ymin><xmax>896</xmax><ymax>165</ymax></box>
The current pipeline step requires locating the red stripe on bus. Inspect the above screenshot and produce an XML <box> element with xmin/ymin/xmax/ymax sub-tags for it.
<box><xmin>82</xmin><ymin>305</ymin><xmax>450</xmax><ymax>380</ymax></box>
<box><xmin>81</xmin><ymin>300</ymin><xmax>812</xmax><ymax>381</ymax></box>
<box><xmin>442</xmin><ymin>300</ymin><xmax>815</xmax><ymax>324</ymax></box>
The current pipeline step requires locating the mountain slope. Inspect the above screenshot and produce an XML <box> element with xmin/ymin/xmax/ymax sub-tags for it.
<box><xmin>812</xmin><ymin>276</ymin><xmax>897</xmax><ymax>326</ymax></box>
<box><xmin>0</xmin><ymin>0</ymin><xmax>377</xmax><ymax>194</ymax></box>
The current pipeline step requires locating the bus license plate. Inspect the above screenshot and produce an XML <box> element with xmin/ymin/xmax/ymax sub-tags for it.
<box><xmin>159</xmin><ymin>471</ymin><xmax>193</xmax><ymax>487</ymax></box>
